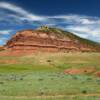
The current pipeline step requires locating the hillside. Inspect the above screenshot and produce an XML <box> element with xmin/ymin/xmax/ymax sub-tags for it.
<box><xmin>37</xmin><ymin>26</ymin><xmax>100</xmax><ymax>50</ymax></box>
<box><xmin>5</xmin><ymin>26</ymin><xmax>100</xmax><ymax>53</ymax></box>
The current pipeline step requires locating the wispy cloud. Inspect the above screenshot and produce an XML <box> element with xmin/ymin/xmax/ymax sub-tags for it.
<box><xmin>0</xmin><ymin>30</ymin><xmax>13</xmax><ymax>45</ymax></box>
<box><xmin>0</xmin><ymin>30</ymin><xmax>12</xmax><ymax>35</ymax></box>
<box><xmin>0</xmin><ymin>2</ymin><xmax>45</xmax><ymax>21</ymax></box>
<box><xmin>48</xmin><ymin>14</ymin><xmax>100</xmax><ymax>24</ymax></box>
<box><xmin>0</xmin><ymin>37</ymin><xmax>8</xmax><ymax>45</ymax></box>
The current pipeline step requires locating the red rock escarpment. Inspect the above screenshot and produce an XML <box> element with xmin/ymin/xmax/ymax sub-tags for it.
<box><xmin>5</xmin><ymin>27</ymin><xmax>99</xmax><ymax>53</ymax></box>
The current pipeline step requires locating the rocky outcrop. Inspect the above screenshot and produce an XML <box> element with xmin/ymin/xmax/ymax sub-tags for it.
<box><xmin>5</xmin><ymin>26</ymin><xmax>100</xmax><ymax>53</ymax></box>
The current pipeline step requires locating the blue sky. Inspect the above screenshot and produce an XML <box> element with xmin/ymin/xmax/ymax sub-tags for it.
<box><xmin>0</xmin><ymin>0</ymin><xmax>100</xmax><ymax>45</ymax></box>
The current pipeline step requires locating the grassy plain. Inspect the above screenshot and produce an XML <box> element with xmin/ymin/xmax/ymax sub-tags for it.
<box><xmin>0</xmin><ymin>52</ymin><xmax>100</xmax><ymax>100</ymax></box>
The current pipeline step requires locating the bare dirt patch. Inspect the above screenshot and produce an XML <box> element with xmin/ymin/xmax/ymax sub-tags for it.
<box><xmin>0</xmin><ymin>59</ymin><xmax>17</xmax><ymax>64</ymax></box>
<box><xmin>94</xmin><ymin>71</ymin><xmax>100</xmax><ymax>77</ymax></box>
<box><xmin>64</xmin><ymin>67</ymin><xmax>95</xmax><ymax>75</ymax></box>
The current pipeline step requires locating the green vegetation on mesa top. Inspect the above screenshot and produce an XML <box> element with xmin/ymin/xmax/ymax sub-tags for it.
<box><xmin>37</xmin><ymin>26</ymin><xmax>100</xmax><ymax>47</ymax></box>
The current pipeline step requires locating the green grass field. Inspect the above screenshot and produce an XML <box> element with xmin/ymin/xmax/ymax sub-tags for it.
<box><xmin>0</xmin><ymin>52</ymin><xmax>100</xmax><ymax>100</ymax></box>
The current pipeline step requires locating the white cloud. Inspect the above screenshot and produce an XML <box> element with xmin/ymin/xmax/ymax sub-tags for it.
<box><xmin>65</xmin><ymin>25</ymin><xmax>100</xmax><ymax>42</ymax></box>
<box><xmin>68</xmin><ymin>25</ymin><xmax>100</xmax><ymax>36</ymax></box>
<box><xmin>0</xmin><ymin>30</ymin><xmax>12</xmax><ymax>35</ymax></box>
<box><xmin>0</xmin><ymin>37</ymin><xmax>8</xmax><ymax>45</ymax></box>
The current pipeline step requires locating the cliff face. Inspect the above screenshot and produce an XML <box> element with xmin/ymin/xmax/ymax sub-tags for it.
<box><xmin>5</xmin><ymin>26</ymin><xmax>100</xmax><ymax>53</ymax></box>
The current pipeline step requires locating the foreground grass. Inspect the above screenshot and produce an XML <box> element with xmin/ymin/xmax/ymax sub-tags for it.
<box><xmin>0</xmin><ymin>95</ymin><xmax>100</xmax><ymax>100</ymax></box>
<box><xmin>0</xmin><ymin>52</ymin><xmax>100</xmax><ymax>100</ymax></box>
<box><xmin>0</xmin><ymin>72</ymin><xmax>100</xmax><ymax>100</ymax></box>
